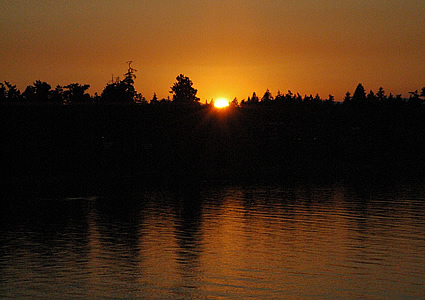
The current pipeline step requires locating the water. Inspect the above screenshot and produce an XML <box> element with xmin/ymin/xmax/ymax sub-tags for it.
<box><xmin>1</xmin><ymin>182</ymin><xmax>425</xmax><ymax>298</ymax></box>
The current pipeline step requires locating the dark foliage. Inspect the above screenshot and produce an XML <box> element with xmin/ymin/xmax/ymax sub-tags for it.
<box><xmin>170</xmin><ymin>74</ymin><xmax>200</xmax><ymax>105</ymax></box>
<box><xmin>1</xmin><ymin>79</ymin><xmax>425</xmax><ymax>195</ymax></box>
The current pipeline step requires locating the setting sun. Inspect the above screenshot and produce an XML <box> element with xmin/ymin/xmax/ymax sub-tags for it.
<box><xmin>214</xmin><ymin>98</ymin><xmax>229</xmax><ymax>108</ymax></box>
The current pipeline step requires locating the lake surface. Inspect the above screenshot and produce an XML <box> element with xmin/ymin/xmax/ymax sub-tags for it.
<box><xmin>1</xmin><ymin>181</ymin><xmax>425</xmax><ymax>298</ymax></box>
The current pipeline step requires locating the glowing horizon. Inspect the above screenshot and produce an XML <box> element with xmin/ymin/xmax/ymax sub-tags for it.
<box><xmin>214</xmin><ymin>98</ymin><xmax>230</xmax><ymax>108</ymax></box>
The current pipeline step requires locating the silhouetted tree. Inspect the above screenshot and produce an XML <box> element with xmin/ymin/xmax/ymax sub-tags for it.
<box><xmin>159</xmin><ymin>96</ymin><xmax>171</xmax><ymax>104</ymax></box>
<box><xmin>64</xmin><ymin>83</ymin><xmax>91</xmax><ymax>104</ymax></box>
<box><xmin>343</xmin><ymin>91</ymin><xmax>351</xmax><ymax>104</ymax></box>
<box><xmin>170</xmin><ymin>74</ymin><xmax>200</xmax><ymax>104</ymax></box>
<box><xmin>326</xmin><ymin>94</ymin><xmax>335</xmax><ymax>103</ymax></box>
<box><xmin>1</xmin><ymin>81</ymin><xmax>20</xmax><ymax>102</ymax></box>
<box><xmin>230</xmin><ymin>97</ymin><xmax>239</xmax><ymax>107</ymax></box>
<box><xmin>261</xmin><ymin>89</ymin><xmax>273</xmax><ymax>103</ymax></box>
<box><xmin>313</xmin><ymin>93</ymin><xmax>322</xmax><ymax>104</ymax></box>
<box><xmin>101</xmin><ymin>62</ymin><xmax>139</xmax><ymax>104</ymax></box>
<box><xmin>22</xmin><ymin>80</ymin><xmax>52</xmax><ymax>103</ymax></box>
<box><xmin>35</xmin><ymin>81</ymin><xmax>51</xmax><ymax>102</ymax></box>
<box><xmin>22</xmin><ymin>85</ymin><xmax>36</xmax><ymax>102</ymax></box>
<box><xmin>408</xmin><ymin>90</ymin><xmax>422</xmax><ymax>105</ymax></box>
<box><xmin>286</xmin><ymin>90</ymin><xmax>295</xmax><ymax>103</ymax></box>
<box><xmin>376</xmin><ymin>87</ymin><xmax>386</xmax><ymax>102</ymax></box>
<box><xmin>304</xmin><ymin>94</ymin><xmax>313</xmax><ymax>103</ymax></box>
<box><xmin>294</xmin><ymin>93</ymin><xmax>302</xmax><ymax>104</ymax></box>
<box><xmin>150</xmin><ymin>93</ymin><xmax>159</xmax><ymax>104</ymax></box>
<box><xmin>121</xmin><ymin>61</ymin><xmax>138</xmax><ymax>100</ymax></box>
<box><xmin>50</xmin><ymin>85</ymin><xmax>65</xmax><ymax>105</ymax></box>
<box><xmin>367</xmin><ymin>90</ymin><xmax>376</xmax><ymax>104</ymax></box>
<box><xmin>250</xmin><ymin>92</ymin><xmax>259</xmax><ymax>103</ymax></box>
<box><xmin>352</xmin><ymin>83</ymin><xmax>367</xmax><ymax>104</ymax></box>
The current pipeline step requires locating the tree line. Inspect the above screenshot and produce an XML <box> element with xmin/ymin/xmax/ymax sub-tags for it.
<box><xmin>1</xmin><ymin>62</ymin><xmax>424</xmax><ymax>107</ymax></box>
<box><xmin>0</xmin><ymin>63</ymin><xmax>200</xmax><ymax>105</ymax></box>
<box><xmin>2</xmin><ymin>64</ymin><xmax>425</xmax><ymax>194</ymax></box>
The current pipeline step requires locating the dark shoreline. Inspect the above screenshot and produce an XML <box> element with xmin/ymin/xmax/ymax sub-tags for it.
<box><xmin>2</xmin><ymin>103</ymin><xmax>425</xmax><ymax>197</ymax></box>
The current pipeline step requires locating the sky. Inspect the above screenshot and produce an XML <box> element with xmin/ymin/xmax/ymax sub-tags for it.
<box><xmin>1</xmin><ymin>0</ymin><xmax>424</xmax><ymax>101</ymax></box>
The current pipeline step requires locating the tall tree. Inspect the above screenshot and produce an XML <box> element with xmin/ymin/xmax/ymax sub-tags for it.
<box><xmin>261</xmin><ymin>89</ymin><xmax>273</xmax><ymax>103</ymax></box>
<box><xmin>150</xmin><ymin>93</ymin><xmax>159</xmax><ymax>104</ymax></box>
<box><xmin>4</xmin><ymin>81</ymin><xmax>21</xmax><ymax>102</ymax></box>
<box><xmin>249</xmin><ymin>92</ymin><xmax>259</xmax><ymax>103</ymax></box>
<box><xmin>352</xmin><ymin>83</ymin><xmax>367</xmax><ymax>104</ymax></box>
<box><xmin>101</xmin><ymin>62</ymin><xmax>139</xmax><ymax>103</ymax></box>
<box><xmin>376</xmin><ymin>87</ymin><xmax>386</xmax><ymax>102</ymax></box>
<box><xmin>170</xmin><ymin>74</ymin><xmax>200</xmax><ymax>104</ymax></box>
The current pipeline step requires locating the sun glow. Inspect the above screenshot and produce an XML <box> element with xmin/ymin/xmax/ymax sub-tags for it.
<box><xmin>214</xmin><ymin>98</ymin><xmax>229</xmax><ymax>108</ymax></box>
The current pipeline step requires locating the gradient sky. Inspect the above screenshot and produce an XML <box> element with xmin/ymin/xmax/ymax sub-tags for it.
<box><xmin>1</xmin><ymin>0</ymin><xmax>424</xmax><ymax>101</ymax></box>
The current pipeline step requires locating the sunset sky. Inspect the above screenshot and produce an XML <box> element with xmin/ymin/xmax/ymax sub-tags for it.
<box><xmin>1</xmin><ymin>0</ymin><xmax>424</xmax><ymax>101</ymax></box>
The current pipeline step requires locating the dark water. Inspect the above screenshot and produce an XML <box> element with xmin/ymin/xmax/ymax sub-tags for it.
<box><xmin>1</xmin><ymin>182</ymin><xmax>425</xmax><ymax>299</ymax></box>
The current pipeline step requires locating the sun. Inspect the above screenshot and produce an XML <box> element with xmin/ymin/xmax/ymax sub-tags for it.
<box><xmin>214</xmin><ymin>98</ymin><xmax>229</xmax><ymax>108</ymax></box>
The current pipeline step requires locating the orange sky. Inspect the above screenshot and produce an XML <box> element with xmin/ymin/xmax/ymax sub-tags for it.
<box><xmin>1</xmin><ymin>0</ymin><xmax>424</xmax><ymax>101</ymax></box>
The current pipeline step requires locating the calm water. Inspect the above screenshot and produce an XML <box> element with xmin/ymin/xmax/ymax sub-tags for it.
<box><xmin>1</xmin><ymin>182</ymin><xmax>425</xmax><ymax>299</ymax></box>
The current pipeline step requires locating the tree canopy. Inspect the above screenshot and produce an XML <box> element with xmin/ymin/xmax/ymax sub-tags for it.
<box><xmin>170</xmin><ymin>74</ymin><xmax>200</xmax><ymax>104</ymax></box>
<box><xmin>101</xmin><ymin>61</ymin><xmax>140</xmax><ymax>104</ymax></box>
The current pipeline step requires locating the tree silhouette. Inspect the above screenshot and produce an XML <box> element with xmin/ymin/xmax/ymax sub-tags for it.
<box><xmin>326</xmin><ymin>94</ymin><xmax>335</xmax><ymax>103</ymax></box>
<box><xmin>261</xmin><ymin>89</ymin><xmax>273</xmax><ymax>103</ymax></box>
<box><xmin>251</xmin><ymin>92</ymin><xmax>259</xmax><ymax>103</ymax></box>
<box><xmin>64</xmin><ymin>83</ymin><xmax>91</xmax><ymax>104</ymax></box>
<box><xmin>352</xmin><ymin>83</ymin><xmax>367</xmax><ymax>104</ymax></box>
<box><xmin>343</xmin><ymin>92</ymin><xmax>351</xmax><ymax>104</ymax></box>
<box><xmin>101</xmin><ymin>62</ymin><xmax>139</xmax><ymax>104</ymax></box>
<box><xmin>22</xmin><ymin>80</ymin><xmax>52</xmax><ymax>103</ymax></box>
<box><xmin>1</xmin><ymin>81</ymin><xmax>20</xmax><ymax>102</ymax></box>
<box><xmin>367</xmin><ymin>90</ymin><xmax>376</xmax><ymax>104</ymax></box>
<box><xmin>170</xmin><ymin>74</ymin><xmax>199</xmax><ymax>104</ymax></box>
<box><xmin>150</xmin><ymin>93</ymin><xmax>159</xmax><ymax>104</ymax></box>
<box><xmin>408</xmin><ymin>90</ymin><xmax>422</xmax><ymax>105</ymax></box>
<box><xmin>376</xmin><ymin>87</ymin><xmax>386</xmax><ymax>102</ymax></box>
<box><xmin>35</xmin><ymin>81</ymin><xmax>51</xmax><ymax>101</ymax></box>
<box><xmin>50</xmin><ymin>85</ymin><xmax>65</xmax><ymax>105</ymax></box>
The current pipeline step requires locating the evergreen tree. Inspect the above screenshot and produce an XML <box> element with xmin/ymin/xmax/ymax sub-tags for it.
<box><xmin>2</xmin><ymin>81</ymin><xmax>21</xmax><ymax>102</ymax></box>
<box><xmin>261</xmin><ymin>89</ymin><xmax>273</xmax><ymax>103</ymax></box>
<box><xmin>101</xmin><ymin>62</ymin><xmax>139</xmax><ymax>104</ymax></box>
<box><xmin>170</xmin><ymin>74</ymin><xmax>200</xmax><ymax>104</ymax></box>
<box><xmin>250</xmin><ymin>92</ymin><xmax>259</xmax><ymax>103</ymax></box>
<box><xmin>352</xmin><ymin>83</ymin><xmax>366</xmax><ymax>104</ymax></box>
<box><xmin>343</xmin><ymin>91</ymin><xmax>351</xmax><ymax>104</ymax></box>
<box><xmin>150</xmin><ymin>93</ymin><xmax>159</xmax><ymax>104</ymax></box>
<box><xmin>230</xmin><ymin>97</ymin><xmax>239</xmax><ymax>107</ymax></box>
<box><xmin>376</xmin><ymin>87</ymin><xmax>386</xmax><ymax>102</ymax></box>
<box><xmin>367</xmin><ymin>90</ymin><xmax>376</xmax><ymax>104</ymax></box>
